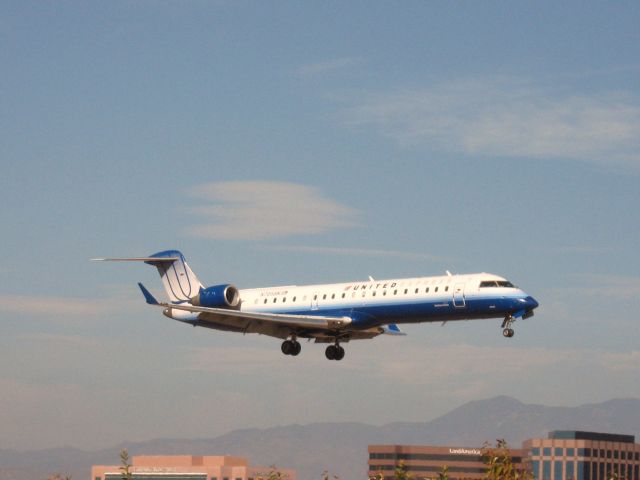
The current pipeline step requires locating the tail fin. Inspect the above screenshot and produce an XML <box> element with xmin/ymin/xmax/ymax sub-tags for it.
<box><xmin>145</xmin><ymin>250</ymin><xmax>203</xmax><ymax>303</ymax></box>
<box><xmin>93</xmin><ymin>249</ymin><xmax>203</xmax><ymax>303</ymax></box>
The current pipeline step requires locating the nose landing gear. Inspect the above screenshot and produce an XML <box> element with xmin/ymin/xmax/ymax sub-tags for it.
<box><xmin>501</xmin><ymin>315</ymin><xmax>515</xmax><ymax>338</ymax></box>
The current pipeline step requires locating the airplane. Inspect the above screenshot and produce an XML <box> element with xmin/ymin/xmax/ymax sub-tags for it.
<box><xmin>94</xmin><ymin>249</ymin><xmax>539</xmax><ymax>361</ymax></box>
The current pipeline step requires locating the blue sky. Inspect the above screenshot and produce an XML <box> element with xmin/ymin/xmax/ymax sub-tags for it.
<box><xmin>1</xmin><ymin>1</ymin><xmax>639</xmax><ymax>451</ymax></box>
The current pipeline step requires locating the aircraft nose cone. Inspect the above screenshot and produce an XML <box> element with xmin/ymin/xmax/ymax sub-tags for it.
<box><xmin>526</xmin><ymin>296</ymin><xmax>539</xmax><ymax>310</ymax></box>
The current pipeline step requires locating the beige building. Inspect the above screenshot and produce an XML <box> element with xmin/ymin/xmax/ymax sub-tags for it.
<box><xmin>92</xmin><ymin>455</ymin><xmax>295</xmax><ymax>480</ymax></box>
<box><xmin>523</xmin><ymin>431</ymin><xmax>640</xmax><ymax>480</ymax></box>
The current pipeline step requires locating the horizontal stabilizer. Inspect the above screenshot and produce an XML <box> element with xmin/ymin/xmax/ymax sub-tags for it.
<box><xmin>91</xmin><ymin>257</ymin><xmax>179</xmax><ymax>262</ymax></box>
<box><xmin>138</xmin><ymin>283</ymin><xmax>159</xmax><ymax>305</ymax></box>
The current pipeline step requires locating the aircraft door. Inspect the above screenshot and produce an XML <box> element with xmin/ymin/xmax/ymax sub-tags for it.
<box><xmin>453</xmin><ymin>283</ymin><xmax>466</xmax><ymax>308</ymax></box>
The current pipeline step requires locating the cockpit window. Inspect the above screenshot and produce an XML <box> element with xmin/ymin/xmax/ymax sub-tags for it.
<box><xmin>480</xmin><ymin>280</ymin><xmax>515</xmax><ymax>288</ymax></box>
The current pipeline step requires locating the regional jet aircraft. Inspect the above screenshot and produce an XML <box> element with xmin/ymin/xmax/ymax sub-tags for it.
<box><xmin>95</xmin><ymin>250</ymin><xmax>538</xmax><ymax>361</ymax></box>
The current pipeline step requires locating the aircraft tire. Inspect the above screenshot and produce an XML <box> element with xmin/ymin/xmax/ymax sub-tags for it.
<box><xmin>281</xmin><ymin>340</ymin><xmax>294</xmax><ymax>355</ymax></box>
<box><xmin>334</xmin><ymin>346</ymin><xmax>345</xmax><ymax>361</ymax></box>
<box><xmin>291</xmin><ymin>341</ymin><xmax>301</xmax><ymax>356</ymax></box>
<box><xmin>325</xmin><ymin>345</ymin><xmax>337</xmax><ymax>360</ymax></box>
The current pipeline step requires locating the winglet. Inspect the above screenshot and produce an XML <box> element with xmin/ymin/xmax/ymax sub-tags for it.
<box><xmin>138</xmin><ymin>283</ymin><xmax>159</xmax><ymax>305</ymax></box>
<box><xmin>381</xmin><ymin>323</ymin><xmax>407</xmax><ymax>336</ymax></box>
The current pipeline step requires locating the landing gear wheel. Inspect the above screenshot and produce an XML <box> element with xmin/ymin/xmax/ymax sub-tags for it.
<box><xmin>325</xmin><ymin>345</ymin><xmax>337</xmax><ymax>360</ymax></box>
<box><xmin>282</xmin><ymin>340</ymin><xmax>302</xmax><ymax>356</ymax></box>
<box><xmin>502</xmin><ymin>328</ymin><xmax>515</xmax><ymax>338</ymax></box>
<box><xmin>325</xmin><ymin>344</ymin><xmax>345</xmax><ymax>361</ymax></box>
<box><xmin>281</xmin><ymin>340</ymin><xmax>294</xmax><ymax>355</ymax></box>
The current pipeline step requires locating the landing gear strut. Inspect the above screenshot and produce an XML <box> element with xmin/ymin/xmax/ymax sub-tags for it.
<box><xmin>501</xmin><ymin>316</ymin><xmax>515</xmax><ymax>338</ymax></box>
<box><xmin>281</xmin><ymin>338</ymin><xmax>302</xmax><ymax>356</ymax></box>
<box><xmin>325</xmin><ymin>343</ymin><xmax>345</xmax><ymax>361</ymax></box>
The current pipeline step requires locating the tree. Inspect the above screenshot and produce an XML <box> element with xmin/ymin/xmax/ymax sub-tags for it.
<box><xmin>321</xmin><ymin>470</ymin><xmax>340</xmax><ymax>480</ymax></box>
<box><xmin>254</xmin><ymin>466</ymin><xmax>289</xmax><ymax>480</ymax></box>
<box><xmin>119</xmin><ymin>449</ymin><xmax>133</xmax><ymax>480</ymax></box>
<box><xmin>47</xmin><ymin>475</ymin><xmax>72</xmax><ymax>480</ymax></box>
<box><xmin>368</xmin><ymin>471</ymin><xmax>384</xmax><ymax>480</ymax></box>
<box><xmin>394</xmin><ymin>460</ymin><xmax>412</xmax><ymax>480</ymax></box>
<box><xmin>481</xmin><ymin>439</ymin><xmax>532</xmax><ymax>480</ymax></box>
<box><xmin>434</xmin><ymin>465</ymin><xmax>450</xmax><ymax>480</ymax></box>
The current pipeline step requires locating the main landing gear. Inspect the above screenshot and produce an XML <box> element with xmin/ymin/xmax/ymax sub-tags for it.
<box><xmin>501</xmin><ymin>315</ymin><xmax>515</xmax><ymax>338</ymax></box>
<box><xmin>281</xmin><ymin>338</ymin><xmax>302</xmax><ymax>356</ymax></box>
<box><xmin>325</xmin><ymin>343</ymin><xmax>345</xmax><ymax>361</ymax></box>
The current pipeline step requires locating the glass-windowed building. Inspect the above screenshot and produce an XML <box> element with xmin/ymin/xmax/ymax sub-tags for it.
<box><xmin>523</xmin><ymin>431</ymin><xmax>640</xmax><ymax>480</ymax></box>
<box><xmin>368</xmin><ymin>445</ymin><xmax>527</xmax><ymax>480</ymax></box>
<box><xmin>92</xmin><ymin>455</ymin><xmax>295</xmax><ymax>480</ymax></box>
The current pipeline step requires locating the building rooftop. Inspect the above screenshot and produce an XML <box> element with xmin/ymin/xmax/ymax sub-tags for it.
<box><xmin>548</xmin><ymin>431</ymin><xmax>635</xmax><ymax>444</ymax></box>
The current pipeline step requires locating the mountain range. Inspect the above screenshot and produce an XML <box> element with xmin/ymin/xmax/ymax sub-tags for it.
<box><xmin>1</xmin><ymin>396</ymin><xmax>638</xmax><ymax>480</ymax></box>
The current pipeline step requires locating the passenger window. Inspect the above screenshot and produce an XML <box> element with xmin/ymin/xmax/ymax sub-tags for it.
<box><xmin>313</xmin><ymin>294</ymin><xmax>317</xmax><ymax>300</ymax></box>
<box><xmin>404</xmin><ymin>289</ymin><xmax>408</xmax><ymax>294</ymax></box>
<box><xmin>342</xmin><ymin>293</ymin><xmax>346</xmax><ymax>298</ymax></box>
<box><xmin>323</xmin><ymin>294</ymin><xmax>327</xmax><ymax>300</ymax></box>
<box><xmin>331</xmin><ymin>293</ymin><xmax>335</xmax><ymax>299</ymax></box>
<box><xmin>282</xmin><ymin>297</ymin><xmax>286</xmax><ymax>302</ymax></box>
<box><xmin>264</xmin><ymin>299</ymin><xmax>267</xmax><ymax>304</ymax></box>
<box><xmin>426</xmin><ymin>287</ymin><xmax>429</xmax><ymax>293</ymax></box>
<box><xmin>383</xmin><ymin>290</ymin><xmax>387</xmax><ymax>296</ymax></box>
<box><xmin>415</xmin><ymin>288</ymin><xmax>419</xmax><ymax>294</ymax></box>
<box><xmin>445</xmin><ymin>286</ymin><xmax>449</xmax><ymax>292</ymax></box>
<box><xmin>372</xmin><ymin>291</ymin><xmax>376</xmax><ymax>297</ymax></box>
<box><xmin>293</xmin><ymin>296</ymin><xmax>296</xmax><ymax>302</ymax></box>
<box><xmin>394</xmin><ymin>289</ymin><xmax>398</xmax><ymax>295</ymax></box>
<box><xmin>435</xmin><ymin>287</ymin><xmax>439</xmax><ymax>292</ymax></box>
<box><xmin>273</xmin><ymin>298</ymin><xmax>277</xmax><ymax>303</ymax></box>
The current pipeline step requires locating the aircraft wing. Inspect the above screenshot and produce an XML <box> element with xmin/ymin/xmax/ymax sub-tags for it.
<box><xmin>161</xmin><ymin>302</ymin><xmax>352</xmax><ymax>330</ymax></box>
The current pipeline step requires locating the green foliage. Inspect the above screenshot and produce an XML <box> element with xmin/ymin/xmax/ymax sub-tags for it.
<box><xmin>482</xmin><ymin>439</ymin><xmax>532</xmax><ymax>480</ymax></box>
<box><xmin>119</xmin><ymin>449</ymin><xmax>133</xmax><ymax>480</ymax></box>
<box><xmin>422</xmin><ymin>465</ymin><xmax>450</xmax><ymax>480</ymax></box>
<box><xmin>435</xmin><ymin>465</ymin><xmax>450</xmax><ymax>480</ymax></box>
<box><xmin>254</xmin><ymin>466</ymin><xmax>289</xmax><ymax>480</ymax></box>
<box><xmin>368</xmin><ymin>470</ymin><xmax>384</xmax><ymax>480</ymax></box>
<box><xmin>394</xmin><ymin>460</ymin><xmax>412</xmax><ymax>480</ymax></box>
<box><xmin>47</xmin><ymin>475</ymin><xmax>72</xmax><ymax>480</ymax></box>
<box><xmin>321</xmin><ymin>470</ymin><xmax>340</xmax><ymax>480</ymax></box>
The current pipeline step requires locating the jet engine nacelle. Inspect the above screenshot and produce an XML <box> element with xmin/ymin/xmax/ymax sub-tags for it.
<box><xmin>191</xmin><ymin>284</ymin><xmax>240</xmax><ymax>308</ymax></box>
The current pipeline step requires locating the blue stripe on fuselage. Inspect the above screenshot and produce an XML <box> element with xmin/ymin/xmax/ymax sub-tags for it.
<box><xmin>242</xmin><ymin>294</ymin><xmax>532</xmax><ymax>329</ymax></box>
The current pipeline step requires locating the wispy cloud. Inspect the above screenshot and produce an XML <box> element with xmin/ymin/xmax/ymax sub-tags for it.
<box><xmin>541</xmin><ymin>245</ymin><xmax>613</xmax><ymax>255</ymax></box>
<box><xmin>184</xmin><ymin>181</ymin><xmax>359</xmax><ymax>240</ymax></box>
<box><xmin>265</xmin><ymin>244</ymin><xmax>446</xmax><ymax>262</ymax></box>
<box><xmin>0</xmin><ymin>295</ymin><xmax>109</xmax><ymax>316</ymax></box>
<box><xmin>602</xmin><ymin>351</ymin><xmax>640</xmax><ymax>372</ymax></box>
<box><xmin>566</xmin><ymin>273</ymin><xmax>640</xmax><ymax>300</ymax></box>
<box><xmin>295</xmin><ymin>57</ymin><xmax>362</xmax><ymax>77</ymax></box>
<box><xmin>341</xmin><ymin>78</ymin><xmax>640</xmax><ymax>166</ymax></box>
<box><xmin>181</xmin><ymin>341</ymin><xmax>640</xmax><ymax>403</ymax></box>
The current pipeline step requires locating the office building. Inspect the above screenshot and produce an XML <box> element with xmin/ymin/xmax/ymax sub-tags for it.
<box><xmin>523</xmin><ymin>431</ymin><xmax>640</xmax><ymax>480</ymax></box>
<box><xmin>92</xmin><ymin>455</ymin><xmax>295</xmax><ymax>480</ymax></box>
<box><xmin>368</xmin><ymin>444</ymin><xmax>527</xmax><ymax>480</ymax></box>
